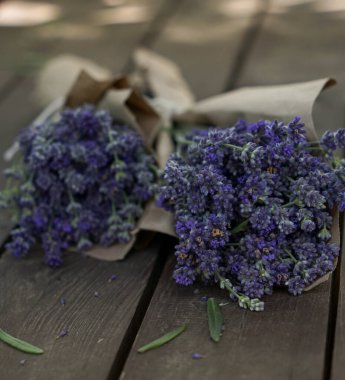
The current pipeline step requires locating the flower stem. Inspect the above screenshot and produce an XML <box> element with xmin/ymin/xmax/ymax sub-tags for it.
<box><xmin>222</xmin><ymin>143</ymin><xmax>243</xmax><ymax>151</ymax></box>
<box><xmin>284</xmin><ymin>249</ymin><xmax>298</xmax><ymax>263</ymax></box>
<box><xmin>215</xmin><ymin>272</ymin><xmax>264</xmax><ymax>311</ymax></box>
<box><xmin>282</xmin><ymin>199</ymin><xmax>299</xmax><ymax>208</ymax></box>
<box><xmin>305</xmin><ymin>146</ymin><xmax>325</xmax><ymax>151</ymax></box>
<box><xmin>175</xmin><ymin>137</ymin><xmax>193</xmax><ymax>146</ymax></box>
<box><xmin>149</xmin><ymin>163</ymin><xmax>160</xmax><ymax>177</ymax></box>
<box><xmin>215</xmin><ymin>272</ymin><xmax>240</xmax><ymax>299</ymax></box>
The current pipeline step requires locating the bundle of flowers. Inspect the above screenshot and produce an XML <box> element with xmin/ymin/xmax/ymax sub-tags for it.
<box><xmin>158</xmin><ymin>117</ymin><xmax>345</xmax><ymax>310</ymax></box>
<box><xmin>0</xmin><ymin>104</ymin><xmax>157</xmax><ymax>266</ymax></box>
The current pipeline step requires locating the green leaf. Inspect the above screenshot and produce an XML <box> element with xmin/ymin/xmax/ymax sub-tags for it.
<box><xmin>207</xmin><ymin>298</ymin><xmax>223</xmax><ymax>343</ymax></box>
<box><xmin>231</xmin><ymin>219</ymin><xmax>249</xmax><ymax>234</ymax></box>
<box><xmin>138</xmin><ymin>324</ymin><xmax>187</xmax><ymax>353</ymax></box>
<box><xmin>0</xmin><ymin>328</ymin><xmax>44</xmax><ymax>354</ymax></box>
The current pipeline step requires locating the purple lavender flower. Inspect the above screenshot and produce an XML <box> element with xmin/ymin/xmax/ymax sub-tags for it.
<box><xmin>158</xmin><ymin>118</ymin><xmax>343</xmax><ymax>310</ymax></box>
<box><xmin>335</xmin><ymin>129</ymin><xmax>345</xmax><ymax>149</ymax></box>
<box><xmin>191</xmin><ymin>353</ymin><xmax>203</xmax><ymax>359</ymax></box>
<box><xmin>1</xmin><ymin>105</ymin><xmax>157</xmax><ymax>266</ymax></box>
<box><xmin>321</xmin><ymin>130</ymin><xmax>336</xmax><ymax>152</ymax></box>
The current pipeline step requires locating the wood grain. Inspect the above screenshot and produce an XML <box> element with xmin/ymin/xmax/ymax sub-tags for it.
<box><xmin>0</xmin><ymin>242</ymin><xmax>162</xmax><ymax>380</ymax></box>
<box><xmin>330</xmin><ymin>225</ymin><xmax>345</xmax><ymax>380</ymax></box>
<box><xmin>122</xmin><ymin>257</ymin><xmax>332</xmax><ymax>380</ymax></box>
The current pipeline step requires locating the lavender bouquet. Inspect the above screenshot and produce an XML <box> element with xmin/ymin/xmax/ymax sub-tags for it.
<box><xmin>158</xmin><ymin>117</ymin><xmax>345</xmax><ymax>311</ymax></box>
<box><xmin>0</xmin><ymin>104</ymin><xmax>157</xmax><ymax>266</ymax></box>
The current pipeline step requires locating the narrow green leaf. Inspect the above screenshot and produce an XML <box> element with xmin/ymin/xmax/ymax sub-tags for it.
<box><xmin>207</xmin><ymin>298</ymin><xmax>223</xmax><ymax>343</ymax></box>
<box><xmin>0</xmin><ymin>328</ymin><xmax>44</xmax><ymax>354</ymax></box>
<box><xmin>138</xmin><ymin>324</ymin><xmax>187</xmax><ymax>353</ymax></box>
<box><xmin>231</xmin><ymin>219</ymin><xmax>249</xmax><ymax>234</ymax></box>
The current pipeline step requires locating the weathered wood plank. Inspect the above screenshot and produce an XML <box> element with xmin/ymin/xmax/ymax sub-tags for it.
<box><xmin>236</xmin><ymin>0</ymin><xmax>345</xmax><ymax>135</ymax></box>
<box><xmin>331</xmin><ymin>224</ymin><xmax>344</xmax><ymax>380</ymax></box>
<box><xmin>33</xmin><ymin>0</ymin><xmax>168</xmax><ymax>74</ymax></box>
<box><xmin>0</xmin><ymin>72</ymin><xmax>12</xmax><ymax>91</ymax></box>
<box><xmin>122</xmin><ymin>1</ymin><xmax>344</xmax><ymax>379</ymax></box>
<box><xmin>151</xmin><ymin>0</ymin><xmax>263</xmax><ymax>99</ymax></box>
<box><xmin>0</xmin><ymin>0</ymin><xmax>168</xmax><ymax>88</ymax></box>
<box><xmin>238</xmin><ymin>1</ymin><xmax>345</xmax><ymax>89</ymax></box>
<box><xmin>122</xmin><ymin>257</ymin><xmax>332</xmax><ymax>380</ymax></box>
<box><xmin>0</xmin><ymin>242</ymin><xmax>162</xmax><ymax>380</ymax></box>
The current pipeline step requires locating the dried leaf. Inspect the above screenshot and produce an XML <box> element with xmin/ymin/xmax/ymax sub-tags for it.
<box><xmin>231</xmin><ymin>219</ymin><xmax>249</xmax><ymax>234</ymax></box>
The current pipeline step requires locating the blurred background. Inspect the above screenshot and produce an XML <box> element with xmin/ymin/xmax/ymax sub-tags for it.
<box><xmin>0</xmin><ymin>0</ymin><xmax>345</xmax><ymax>130</ymax></box>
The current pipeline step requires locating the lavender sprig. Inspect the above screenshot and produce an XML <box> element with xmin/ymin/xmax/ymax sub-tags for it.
<box><xmin>217</xmin><ymin>272</ymin><xmax>264</xmax><ymax>312</ymax></box>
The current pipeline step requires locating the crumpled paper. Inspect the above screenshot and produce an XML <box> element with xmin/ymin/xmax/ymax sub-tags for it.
<box><xmin>131</xmin><ymin>48</ymin><xmax>341</xmax><ymax>291</ymax></box>
<box><xmin>32</xmin><ymin>67</ymin><xmax>176</xmax><ymax>261</ymax></box>
<box><xmin>67</xmin><ymin>71</ymin><xmax>177</xmax><ymax>260</ymax></box>
<box><xmin>32</xmin><ymin>52</ymin><xmax>341</xmax><ymax>289</ymax></box>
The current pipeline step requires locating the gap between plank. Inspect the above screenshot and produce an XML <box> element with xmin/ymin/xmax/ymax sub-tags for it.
<box><xmin>139</xmin><ymin>0</ymin><xmax>186</xmax><ymax>48</ymax></box>
<box><xmin>112</xmin><ymin>0</ymin><xmax>273</xmax><ymax>375</ymax></box>
<box><xmin>225</xmin><ymin>0</ymin><xmax>270</xmax><ymax>91</ymax></box>
<box><xmin>0</xmin><ymin>234</ymin><xmax>11</xmax><ymax>258</ymax></box>
<box><xmin>223</xmin><ymin>1</ymin><xmax>343</xmax><ymax>377</ymax></box>
<box><xmin>104</xmin><ymin>0</ymin><xmax>184</xmax><ymax>360</ymax></box>
<box><xmin>123</xmin><ymin>0</ymin><xmax>186</xmax><ymax>74</ymax></box>
<box><xmin>109</xmin><ymin>0</ymin><xmax>274</xmax><ymax>377</ymax></box>
<box><xmin>106</xmin><ymin>237</ymin><xmax>173</xmax><ymax>380</ymax></box>
<box><xmin>0</xmin><ymin>0</ymin><xmax>188</xmax><ymax>374</ymax></box>
<box><xmin>108</xmin><ymin>1</ymin><xmax>344</xmax><ymax>379</ymax></box>
<box><xmin>323</xmin><ymin>214</ymin><xmax>343</xmax><ymax>380</ymax></box>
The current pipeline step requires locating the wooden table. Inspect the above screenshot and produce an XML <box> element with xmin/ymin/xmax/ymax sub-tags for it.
<box><xmin>0</xmin><ymin>1</ymin><xmax>344</xmax><ymax>379</ymax></box>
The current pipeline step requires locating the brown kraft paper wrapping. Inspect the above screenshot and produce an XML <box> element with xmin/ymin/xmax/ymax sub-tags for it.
<box><xmin>64</xmin><ymin>70</ymin><xmax>175</xmax><ymax>261</ymax></box>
